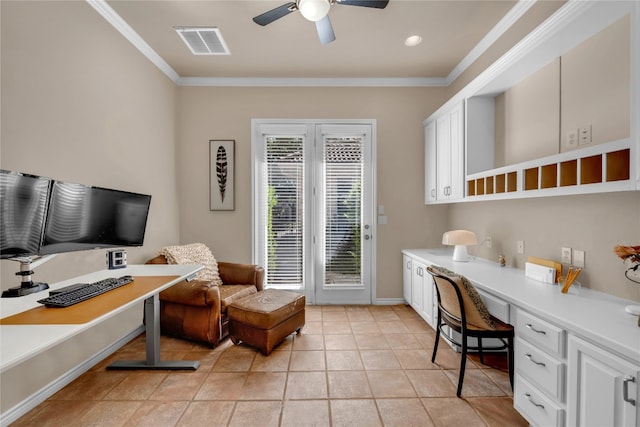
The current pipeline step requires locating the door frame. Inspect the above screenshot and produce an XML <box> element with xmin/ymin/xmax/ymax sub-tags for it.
<box><xmin>251</xmin><ymin>119</ymin><xmax>377</xmax><ymax>305</ymax></box>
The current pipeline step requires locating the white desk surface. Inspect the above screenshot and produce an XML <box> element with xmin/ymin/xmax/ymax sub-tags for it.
<box><xmin>402</xmin><ymin>249</ymin><xmax>640</xmax><ymax>364</ymax></box>
<box><xmin>0</xmin><ymin>264</ymin><xmax>202</xmax><ymax>372</ymax></box>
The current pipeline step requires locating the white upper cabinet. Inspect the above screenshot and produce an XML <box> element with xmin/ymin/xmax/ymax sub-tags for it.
<box><xmin>424</xmin><ymin>121</ymin><xmax>437</xmax><ymax>203</ymax></box>
<box><xmin>424</xmin><ymin>1</ymin><xmax>639</xmax><ymax>204</ymax></box>
<box><xmin>425</xmin><ymin>102</ymin><xmax>464</xmax><ymax>203</ymax></box>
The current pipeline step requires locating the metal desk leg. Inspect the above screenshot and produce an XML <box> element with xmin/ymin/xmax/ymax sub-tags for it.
<box><xmin>107</xmin><ymin>293</ymin><xmax>200</xmax><ymax>370</ymax></box>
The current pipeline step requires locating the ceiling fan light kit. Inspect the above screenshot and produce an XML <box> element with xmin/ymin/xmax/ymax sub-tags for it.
<box><xmin>298</xmin><ymin>0</ymin><xmax>331</xmax><ymax>22</ymax></box>
<box><xmin>252</xmin><ymin>0</ymin><xmax>389</xmax><ymax>45</ymax></box>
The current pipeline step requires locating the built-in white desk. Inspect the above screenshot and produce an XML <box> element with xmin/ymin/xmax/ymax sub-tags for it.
<box><xmin>402</xmin><ymin>249</ymin><xmax>639</xmax><ymax>427</ymax></box>
<box><xmin>0</xmin><ymin>264</ymin><xmax>203</xmax><ymax>373</ymax></box>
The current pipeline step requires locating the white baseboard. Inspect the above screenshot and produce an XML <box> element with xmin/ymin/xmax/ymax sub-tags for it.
<box><xmin>0</xmin><ymin>325</ymin><xmax>144</xmax><ymax>427</ymax></box>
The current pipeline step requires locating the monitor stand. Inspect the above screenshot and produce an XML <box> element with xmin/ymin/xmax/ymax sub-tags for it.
<box><xmin>1</xmin><ymin>257</ymin><xmax>51</xmax><ymax>298</ymax></box>
<box><xmin>2</xmin><ymin>281</ymin><xmax>49</xmax><ymax>298</ymax></box>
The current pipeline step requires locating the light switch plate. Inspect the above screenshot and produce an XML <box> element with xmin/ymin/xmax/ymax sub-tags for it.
<box><xmin>573</xmin><ymin>250</ymin><xmax>585</xmax><ymax>268</ymax></box>
<box><xmin>562</xmin><ymin>247</ymin><xmax>572</xmax><ymax>264</ymax></box>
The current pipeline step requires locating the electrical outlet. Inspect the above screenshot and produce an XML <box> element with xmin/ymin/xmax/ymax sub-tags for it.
<box><xmin>517</xmin><ymin>240</ymin><xmax>525</xmax><ymax>254</ymax></box>
<box><xmin>486</xmin><ymin>236</ymin><xmax>492</xmax><ymax>249</ymax></box>
<box><xmin>562</xmin><ymin>247</ymin><xmax>572</xmax><ymax>264</ymax></box>
<box><xmin>573</xmin><ymin>250</ymin><xmax>585</xmax><ymax>268</ymax></box>
<box><xmin>578</xmin><ymin>125</ymin><xmax>592</xmax><ymax>146</ymax></box>
<box><xmin>566</xmin><ymin>130</ymin><xmax>578</xmax><ymax>148</ymax></box>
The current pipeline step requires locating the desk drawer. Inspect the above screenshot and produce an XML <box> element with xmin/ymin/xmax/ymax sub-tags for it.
<box><xmin>477</xmin><ymin>289</ymin><xmax>510</xmax><ymax>323</ymax></box>
<box><xmin>514</xmin><ymin>375</ymin><xmax>564</xmax><ymax>427</ymax></box>
<box><xmin>515</xmin><ymin>308</ymin><xmax>565</xmax><ymax>358</ymax></box>
<box><xmin>516</xmin><ymin>337</ymin><xmax>564</xmax><ymax>401</ymax></box>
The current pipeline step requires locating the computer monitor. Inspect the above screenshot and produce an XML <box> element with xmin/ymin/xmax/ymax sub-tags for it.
<box><xmin>40</xmin><ymin>180</ymin><xmax>152</xmax><ymax>255</ymax></box>
<box><xmin>0</xmin><ymin>170</ymin><xmax>50</xmax><ymax>259</ymax></box>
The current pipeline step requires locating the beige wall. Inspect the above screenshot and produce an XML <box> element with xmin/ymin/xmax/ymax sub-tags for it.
<box><xmin>449</xmin><ymin>192</ymin><xmax>640</xmax><ymax>302</ymax></box>
<box><xmin>561</xmin><ymin>15</ymin><xmax>630</xmax><ymax>151</ymax></box>
<box><xmin>1</xmin><ymin>1</ymin><xmax>180</xmax><ymax>414</ymax></box>
<box><xmin>175</xmin><ymin>86</ymin><xmax>450</xmax><ymax>299</ymax></box>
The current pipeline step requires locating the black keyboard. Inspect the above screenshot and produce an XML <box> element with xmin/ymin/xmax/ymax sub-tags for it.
<box><xmin>37</xmin><ymin>275</ymin><xmax>134</xmax><ymax>308</ymax></box>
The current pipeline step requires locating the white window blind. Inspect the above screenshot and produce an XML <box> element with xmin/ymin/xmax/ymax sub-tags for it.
<box><xmin>262</xmin><ymin>136</ymin><xmax>305</xmax><ymax>288</ymax></box>
<box><xmin>323</xmin><ymin>136</ymin><xmax>363</xmax><ymax>286</ymax></box>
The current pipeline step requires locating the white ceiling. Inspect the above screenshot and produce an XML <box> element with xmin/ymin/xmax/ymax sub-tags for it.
<box><xmin>101</xmin><ymin>0</ymin><xmax>522</xmax><ymax>84</ymax></box>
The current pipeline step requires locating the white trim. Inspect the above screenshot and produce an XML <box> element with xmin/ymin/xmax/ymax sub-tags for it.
<box><xmin>177</xmin><ymin>77</ymin><xmax>446</xmax><ymax>87</ymax></box>
<box><xmin>0</xmin><ymin>326</ymin><xmax>144</xmax><ymax>427</ymax></box>
<box><xmin>86</xmin><ymin>0</ymin><xmax>179</xmax><ymax>83</ymax></box>
<box><xmin>445</xmin><ymin>0</ymin><xmax>537</xmax><ymax>85</ymax></box>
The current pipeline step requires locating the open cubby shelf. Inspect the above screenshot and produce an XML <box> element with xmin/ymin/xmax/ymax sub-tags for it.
<box><xmin>466</xmin><ymin>147</ymin><xmax>632</xmax><ymax>197</ymax></box>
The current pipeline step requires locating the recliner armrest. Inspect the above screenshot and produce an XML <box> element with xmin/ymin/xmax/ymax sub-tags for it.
<box><xmin>218</xmin><ymin>262</ymin><xmax>265</xmax><ymax>292</ymax></box>
<box><xmin>159</xmin><ymin>279</ymin><xmax>220</xmax><ymax>307</ymax></box>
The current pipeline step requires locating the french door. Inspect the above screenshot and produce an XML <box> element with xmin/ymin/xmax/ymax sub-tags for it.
<box><xmin>252</xmin><ymin>120</ymin><xmax>375</xmax><ymax>304</ymax></box>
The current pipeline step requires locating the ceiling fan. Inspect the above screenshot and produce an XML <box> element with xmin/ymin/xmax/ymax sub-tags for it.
<box><xmin>253</xmin><ymin>0</ymin><xmax>390</xmax><ymax>45</ymax></box>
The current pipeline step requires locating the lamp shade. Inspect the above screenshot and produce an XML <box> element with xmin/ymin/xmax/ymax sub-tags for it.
<box><xmin>298</xmin><ymin>0</ymin><xmax>331</xmax><ymax>21</ymax></box>
<box><xmin>442</xmin><ymin>230</ymin><xmax>478</xmax><ymax>262</ymax></box>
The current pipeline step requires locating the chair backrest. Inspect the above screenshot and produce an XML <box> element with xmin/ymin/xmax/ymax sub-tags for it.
<box><xmin>426</xmin><ymin>266</ymin><xmax>494</xmax><ymax>330</ymax></box>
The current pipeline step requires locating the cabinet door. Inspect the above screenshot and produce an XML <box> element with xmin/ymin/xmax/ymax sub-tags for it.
<box><xmin>567</xmin><ymin>335</ymin><xmax>638</xmax><ymax>427</ymax></box>
<box><xmin>411</xmin><ymin>262</ymin><xmax>424</xmax><ymax>314</ymax></box>
<box><xmin>435</xmin><ymin>102</ymin><xmax>465</xmax><ymax>201</ymax></box>
<box><xmin>436</xmin><ymin>114</ymin><xmax>451</xmax><ymax>199</ymax></box>
<box><xmin>448</xmin><ymin>102</ymin><xmax>465</xmax><ymax>199</ymax></box>
<box><xmin>424</xmin><ymin>121</ymin><xmax>437</xmax><ymax>203</ymax></box>
<box><xmin>421</xmin><ymin>269</ymin><xmax>434</xmax><ymax>327</ymax></box>
<box><xmin>403</xmin><ymin>255</ymin><xmax>412</xmax><ymax>304</ymax></box>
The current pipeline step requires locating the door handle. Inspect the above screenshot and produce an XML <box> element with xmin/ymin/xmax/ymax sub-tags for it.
<box><xmin>623</xmin><ymin>375</ymin><xmax>636</xmax><ymax>406</ymax></box>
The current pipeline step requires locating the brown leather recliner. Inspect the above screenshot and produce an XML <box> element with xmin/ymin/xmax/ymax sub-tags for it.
<box><xmin>146</xmin><ymin>255</ymin><xmax>265</xmax><ymax>348</ymax></box>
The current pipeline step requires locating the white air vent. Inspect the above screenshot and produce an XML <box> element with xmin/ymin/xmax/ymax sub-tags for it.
<box><xmin>175</xmin><ymin>27</ymin><xmax>230</xmax><ymax>55</ymax></box>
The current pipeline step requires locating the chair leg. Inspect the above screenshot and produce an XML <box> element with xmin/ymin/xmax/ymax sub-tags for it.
<box><xmin>457</xmin><ymin>335</ymin><xmax>468</xmax><ymax>398</ymax></box>
<box><xmin>507</xmin><ymin>335</ymin><xmax>515</xmax><ymax>390</ymax></box>
<box><xmin>477</xmin><ymin>337</ymin><xmax>484</xmax><ymax>365</ymax></box>
<box><xmin>431</xmin><ymin>323</ymin><xmax>441</xmax><ymax>363</ymax></box>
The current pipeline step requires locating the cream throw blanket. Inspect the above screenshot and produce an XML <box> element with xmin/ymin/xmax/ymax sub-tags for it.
<box><xmin>158</xmin><ymin>243</ymin><xmax>223</xmax><ymax>286</ymax></box>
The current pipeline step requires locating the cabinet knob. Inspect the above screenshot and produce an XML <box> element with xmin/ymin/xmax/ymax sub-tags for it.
<box><xmin>623</xmin><ymin>375</ymin><xmax>636</xmax><ymax>406</ymax></box>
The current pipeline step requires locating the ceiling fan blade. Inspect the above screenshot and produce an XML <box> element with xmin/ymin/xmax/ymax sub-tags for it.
<box><xmin>316</xmin><ymin>15</ymin><xmax>336</xmax><ymax>45</ymax></box>
<box><xmin>336</xmin><ymin>0</ymin><xmax>389</xmax><ymax>8</ymax></box>
<box><xmin>253</xmin><ymin>2</ymin><xmax>297</xmax><ymax>26</ymax></box>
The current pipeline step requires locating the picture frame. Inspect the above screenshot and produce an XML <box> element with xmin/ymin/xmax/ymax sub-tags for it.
<box><xmin>210</xmin><ymin>140</ymin><xmax>235</xmax><ymax>211</ymax></box>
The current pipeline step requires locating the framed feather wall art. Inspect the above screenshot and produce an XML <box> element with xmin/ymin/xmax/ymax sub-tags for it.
<box><xmin>209</xmin><ymin>140</ymin><xmax>235</xmax><ymax>211</ymax></box>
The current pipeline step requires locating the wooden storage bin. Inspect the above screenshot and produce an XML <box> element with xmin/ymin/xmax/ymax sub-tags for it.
<box><xmin>524</xmin><ymin>167</ymin><xmax>539</xmax><ymax>191</ymax></box>
<box><xmin>541</xmin><ymin>164</ymin><xmax>558</xmax><ymax>189</ymax></box>
<box><xmin>606</xmin><ymin>149</ymin><xmax>630</xmax><ymax>182</ymax></box>
<box><xmin>507</xmin><ymin>172</ymin><xmax>518</xmax><ymax>192</ymax></box>
<box><xmin>495</xmin><ymin>174</ymin><xmax>506</xmax><ymax>193</ymax></box>
<box><xmin>580</xmin><ymin>154</ymin><xmax>602</xmax><ymax>184</ymax></box>
<box><xmin>560</xmin><ymin>159</ymin><xmax>578</xmax><ymax>187</ymax></box>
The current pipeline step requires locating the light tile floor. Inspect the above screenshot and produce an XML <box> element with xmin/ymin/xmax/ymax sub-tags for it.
<box><xmin>12</xmin><ymin>305</ymin><xmax>528</xmax><ymax>426</ymax></box>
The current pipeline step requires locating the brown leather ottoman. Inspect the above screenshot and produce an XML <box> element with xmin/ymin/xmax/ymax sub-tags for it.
<box><xmin>228</xmin><ymin>289</ymin><xmax>305</xmax><ymax>355</ymax></box>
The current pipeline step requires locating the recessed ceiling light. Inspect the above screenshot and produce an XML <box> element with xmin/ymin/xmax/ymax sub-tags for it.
<box><xmin>404</xmin><ymin>35</ymin><xmax>423</xmax><ymax>47</ymax></box>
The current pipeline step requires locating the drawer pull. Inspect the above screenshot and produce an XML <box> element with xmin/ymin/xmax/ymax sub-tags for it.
<box><xmin>525</xmin><ymin>353</ymin><xmax>546</xmax><ymax>367</ymax></box>
<box><xmin>525</xmin><ymin>323</ymin><xmax>547</xmax><ymax>335</ymax></box>
<box><xmin>525</xmin><ymin>392</ymin><xmax>545</xmax><ymax>409</ymax></box>
<box><xmin>623</xmin><ymin>376</ymin><xmax>636</xmax><ymax>406</ymax></box>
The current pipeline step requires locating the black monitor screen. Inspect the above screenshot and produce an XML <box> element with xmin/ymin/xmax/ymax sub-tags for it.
<box><xmin>0</xmin><ymin>170</ymin><xmax>51</xmax><ymax>259</ymax></box>
<box><xmin>40</xmin><ymin>181</ymin><xmax>151</xmax><ymax>255</ymax></box>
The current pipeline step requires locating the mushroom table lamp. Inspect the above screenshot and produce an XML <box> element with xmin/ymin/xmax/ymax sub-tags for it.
<box><xmin>442</xmin><ymin>230</ymin><xmax>478</xmax><ymax>262</ymax></box>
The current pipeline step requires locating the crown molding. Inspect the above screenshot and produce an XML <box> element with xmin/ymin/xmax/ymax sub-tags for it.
<box><xmin>176</xmin><ymin>77</ymin><xmax>447</xmax><ymax>87</ymax></box>
<box><xmin>86</xmin><ymin>0</ymin><xmax>179</xmax><ymax>83</ymax></box>
<box><xmin>444</xmin><ymin>0</ymin><xmax>536</xmax><ymax>86</ymax></box>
